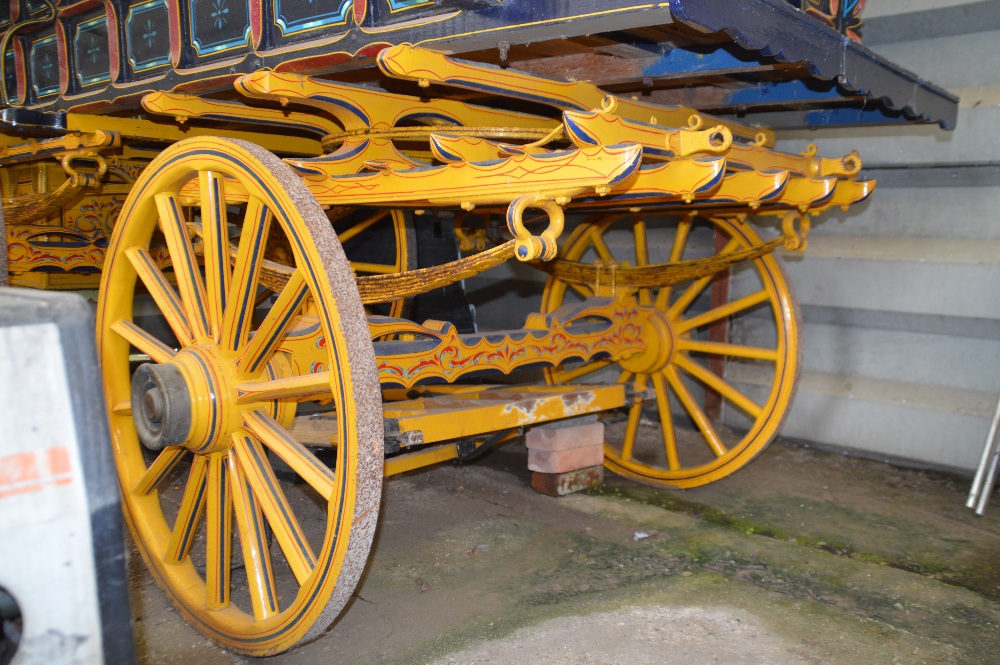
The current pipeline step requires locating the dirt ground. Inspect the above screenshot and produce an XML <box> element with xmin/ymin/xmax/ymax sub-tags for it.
<box><xmin>127</xmin><ymin>429</ymin><xmax>1000</xmax><ymax>664</ymax></box>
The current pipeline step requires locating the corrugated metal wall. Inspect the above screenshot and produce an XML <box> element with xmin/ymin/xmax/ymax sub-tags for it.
<box><xmin>772</xmin><ymin>0</ymin><xmax>1000</xmax><ymax>472</ymax></box>
<box><xmin>466</xmin><ymin>0</ymin><xmax>997</xmax><ymax>474</ymax></box>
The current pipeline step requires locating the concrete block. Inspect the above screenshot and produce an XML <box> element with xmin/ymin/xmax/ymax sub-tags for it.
<box><xmin>528</xmin><ymin>443</ymin><xmax>604</xmax><ymax>474</ymax></box>
<box><xmin>531</xmin><ymin>466</ymin><xmax>604</xmax><ymax>497</ymax></box>
<box><xmin>525</xmin><ymin>421</ymin><xmax>605</xmax><ymax>452</ymax></box>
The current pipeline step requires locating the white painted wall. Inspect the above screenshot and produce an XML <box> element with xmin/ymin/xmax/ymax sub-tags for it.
<box><xmin>768</xmin><ymin>0</ymin><xmax>1000</xmax><ymax>472</ymax></box>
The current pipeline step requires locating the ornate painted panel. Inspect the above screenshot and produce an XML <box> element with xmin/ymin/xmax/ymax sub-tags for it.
<box><xmin>28</xmin><ymin>33</ymin><xmax>60</xmax><ymax>100</ymax></box>
<box><xmin>189</xmin><ymin>0</ymin><xmax>251</xmax><ymax>57</ymax></box>
<box><xmin>125</xmin><ymin>0</ymin><xmax>171</xmax><ymax>76</ymax></box>
<box><xmin>272</xmin><ymin>0</ymin><xmax>350</xmax><ymax>38</ymax></box>
<box><xmin>3</xmin><ymin>49</ymin><xmax>17</xmax><ymax>104</ymax></box>
<box><xmin>73</xmin><ymin>13</ymin><xmax>111</xmax><ymax>88</ymax></box>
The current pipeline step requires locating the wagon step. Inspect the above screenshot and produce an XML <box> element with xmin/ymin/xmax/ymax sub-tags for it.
<box><xmin>291</xmin><ymin>382</ymin><xmax>627</xmax><ymax>459</ymax></box>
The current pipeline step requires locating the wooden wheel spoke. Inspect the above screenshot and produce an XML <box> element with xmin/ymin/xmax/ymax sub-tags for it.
<box><xmin>656</xmin><ymin>217</ymin><xmax>694</xmax><ymax>309</ymax></box>
<box><xmin>221</xmin><ymin>196</ymin><xmax>272</xmax><ymax>351</ymax></box>
<box><xmin>568</xmin><ymin>282</ymin><xmax>594</xmax><ymax>299</ymax></box>
<box><xmin>589</xmin><ymin>229</ymin><xmax>616</xmax><ymax>264</ymax></box>
<box><xmin>619</xmin><ymin>374</ymin><xmax>649</xmax><ymax>461</ymax></box>
<box><xmin>674</xmin><ymin>353</ymin><xmax>762</xmax><ymax>419</ymax></box>
<box><xmin>199</xmin><ymin>171</ymin><xmax>232</xmax><ymax>336</ymax></box>
<box><xmin>667</xmin><ymin>237</ymin><xmax>741</xmax><ymax>318</ymax></box>
<box><xmin>677</xmin><ymin>339</ymin><xmax>779</xmax><ymax>361</ymax></box>
<box><xmin>334</xmin><ymin>209</ymin><xmax>390</xmax><ymax>244</ymax></box>
<box><xmin>676</xmin><ymin>289</ymin><xmax>770</xmax><ymax>333</ymax></box>
<box><xmin>633</xmin><ymin>218</ymin><xmax>653</xmax><ymax>306</ymax></box>
<box><xmin>156</xmin><ymin>192</ymin><xmax>211</xmax><ymax>339</ymax></box>
<box><xmin>125</xmin><ymin>246</ymin><xmax>194</xmax><ymax>347</ymax></box>
<box><xmin>652</xmin><ymin>373</ymin><xmax>681</xmax><ymax>471</ymax></box>
<box><xmin>133</xmin><ymin>447</ymin><xmax>187</xmax><ymax>496</ymax></box>
<box><xmin>664</xmin><ymin>367</ymin><xmax>727</xmax><ymax>458</ymax></box>
<box><xmin>243</xmin><ymin>410</ymin><xmax>337</xmax><ymax>500</ymax></box>
<box><xmin>551</xmin><ymin>359</ymin><xmax>612</xmax><ymax>384</ymax></box>
<box><xmin>165</xmin><ymin>455</ymin><xmax>209</xmax><ymax>564</ymax></box>
<box><xmin>232</xmin><ymin>433</ymin><xmax>316</xmax><ymax>585</ymax></box>
<box><xmin>205</xmin><ymin>453</ymin><xmax>233</xmax><ymax>610</ymax></box>
<box><xmin>350</xmin><ymin>261</ymin><xmax>399</xmax><ymax>275</ymax></box>
<box><xmin>111</xmin><ymin>319</ymin><xmax>176</xmax><ymax>364</ymax></box>
<box><xmin>234</xmin><ymin>371</ymin><xmax>332</xmax><ymax>404</ymax></box>
<box><xmin>237</xmin><ymin>271</ymin><xmax>309</xmax><ymax>375</ymax></box>
<box><xmin>227</xmin><ymin>451</ymin><xmax>279</xmax><ymax>620</ymax></box>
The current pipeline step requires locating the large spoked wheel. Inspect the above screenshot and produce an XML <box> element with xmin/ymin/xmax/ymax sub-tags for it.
<box><xmin>96</xmin><ymin>137</ymin><xmax>383</xmax><ymax>655</ymax></box>
<box><xmin>542</xmin><ymin>214</ymin><xmax>799</xmax><ymax>489</ymax></box>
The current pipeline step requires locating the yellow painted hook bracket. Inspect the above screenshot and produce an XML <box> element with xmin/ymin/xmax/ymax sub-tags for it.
<box><xmin>61</xmin><ymin>149</ymin><xmax>108</xmax><ymax>188</ymax></box>
<box><xmin>506</xmin><ymin>195</ymin><xmax>565</xmax><ymax>262</ymax></box>
<box><xmin>781</xmin><ymin>211</ymin><xmax>811</xmax><ymax>251</ymax></box>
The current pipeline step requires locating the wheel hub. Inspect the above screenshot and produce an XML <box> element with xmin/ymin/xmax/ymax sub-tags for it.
<box><xmin>619</xmin><ymin>308</ymin><xmax>674</xmax><ymax>375</ymax></box>
<box><xmin>131</xmin><ymin>345</ymin><xmax>240</xmax><ymax>454</ymax></box>
<box><xmin>131</xmin><ymin>362</ymin><xmax>192</xmax><ymax>451</ymax></box>
<box><xmin>131</xmin><ymin>345</ymin><xmax>294</xmax><ymax>454</ymax></box>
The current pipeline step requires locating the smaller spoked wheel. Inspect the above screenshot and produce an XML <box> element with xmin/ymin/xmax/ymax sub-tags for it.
<box><xmin>542</xmin><ymin>213</ymin><xmax>799</xmax><ymax>488</ymax></box>
<box><xmin>96</xmin><ymin>138</ymin><xmax>383</xmax><ymax>656</ymax></box>
<box><xmin>330</xmin><ymin>207</ymin><xmax>416</xmax><ymax>318</ymax></box>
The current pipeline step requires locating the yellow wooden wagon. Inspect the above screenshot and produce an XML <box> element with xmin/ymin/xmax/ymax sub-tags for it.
<box><xmin>0</xmin><ymin>0</ymin><xmax>956</xmax><ymax>655</ymax></box>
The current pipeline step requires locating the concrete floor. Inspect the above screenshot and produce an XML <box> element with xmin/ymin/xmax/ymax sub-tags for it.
<box><xmin>128</xmin><ymin>430</ymin><xmax>1000</xmax><ymax>664</ymax></box>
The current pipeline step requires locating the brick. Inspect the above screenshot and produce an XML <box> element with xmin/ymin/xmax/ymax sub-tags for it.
<box><xmin>525</xmin><ymin>421</ymin><xmax>605</xmax><ymax>452</ymax></box>
<box><xmin>531</xmin><ymin>466</ymin><xmax>604</xmax><ymax>497</ymax></box>
<box><xmin>528</xmin><ymin>442</ymin><xmax>604</xmax><ymax>473</ymax></box>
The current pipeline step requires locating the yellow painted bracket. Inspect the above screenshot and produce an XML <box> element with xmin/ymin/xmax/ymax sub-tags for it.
<box><xmin>141</xmin><ymin>92</ymin><xmax>342</xmax><ymax>138</ymax></box>
<box><xmin>429</xmin><ymin>134</ymin><xmax>503</xmax><ymax>163</ymax></box>
<box><xmin>772</xmin><ymin>176</ymin><xmax>838</xmax><ymax>212</ymax></box>
<box><xmin>0</xmin><ymin>130</ymin><xmax>119</xmax><ymax>166</ymax></box>
<box><xmin>297</xmin><ymin>142</ymin><xmax>643</xmax><ymax>210</ymax></box>
<box><xmin>285</xmin><ymin>138</ymin><xmax>423</xmax><ymax>176</ymax></box>
<box><xmin>572</xmin><ymin>164</ymin><xmax>787</xmax><ymax>212</ymax></box>
<box><xmin>376</xmin><ymin>44</ymin><xmax>773</xmax><ymax>146</ymax></box>
<box><xmin>235</xmin><ymin>70</ymin><xmax>558</xmax><ymax>134</ymax></box>
<box><xmin>727</xmin><ymin>140</ymin><xmax>863</xmax><ymax>179</ymax></box>
<box><xmin>65</xmin><ymin>113</ymin><xmax>321</xmax><ymax>156</ymax></box>
<box><xmin>563</xmin><ymin>105</ymin><xmax>732</xmax><ymax>159</ymax></box>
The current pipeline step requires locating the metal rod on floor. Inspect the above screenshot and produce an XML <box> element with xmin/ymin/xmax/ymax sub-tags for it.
<box><xmin>967</xmin><ymin>391</ymin><xmax>1000</xmax><ymax>515</ymax></box>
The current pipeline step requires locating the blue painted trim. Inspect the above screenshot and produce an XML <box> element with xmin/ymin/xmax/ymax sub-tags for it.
<box><xmin>642</xmin><ymin>45</ymin><xmax>759</xmax><ymax>77</ymax></box>
<box><xmin>725</xmin><ymin>80</ymin><xmax>845</xmax><ymax>106</ymax></box>
<box><xmin>802</xmin><ymin>106</ymin><xmax>909</xmax><ymax>127</ymax></box>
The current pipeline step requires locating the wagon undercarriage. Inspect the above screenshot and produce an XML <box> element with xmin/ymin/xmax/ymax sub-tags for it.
<box><xmin>0</xmin><ymin>0</ymin><xmax>956</xmax><ymax>655</ymax></box>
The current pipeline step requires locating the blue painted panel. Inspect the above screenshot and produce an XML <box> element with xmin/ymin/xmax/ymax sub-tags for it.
<box><xmin>642</xmin><ymin>46</ymin><xmax>761</xmax><ymax>77</ymax></box>
<box><xmin>725</xmin><ymin>80</ymin><xmax>845</xmax><ymax>106</ymax></box>
<box><xmin>4</xmin><ymin>51</ymin><xmax>16</xmax><ymax>102</ymax></box>
<box><xmin>802</xmin><ymin>107</ymin><xmax>908</xmax><ymax>127</ymax></box>
<box><xmin>29</xmin><ymin>35</ymin><xmax>59</xmax><ymax>98</ymax></box>
<box><xmin>190</xmin><ymin>0</ymin><xmax>251</xmax><ymax>56</ymax></box>
<box><xmin>127</xmin><ymin>0</ymin><xmax>171</xmax><ymax>73</ymax></box>
<box><xmin>274</xmin><ymin>0</ymin><xmax>351</xmax><ymax>37</ymax></box>
<box><xmin>74</xmin><ymin>16</ymin><xmax>111</xmax><ymax>87</ymax></box>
